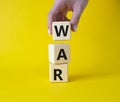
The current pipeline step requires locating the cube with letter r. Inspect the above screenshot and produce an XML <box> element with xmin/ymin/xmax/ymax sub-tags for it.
<box><xmin>49</xmin><ymin>63</ymin><xmax>68</xmax><ymax>82</ymax></box>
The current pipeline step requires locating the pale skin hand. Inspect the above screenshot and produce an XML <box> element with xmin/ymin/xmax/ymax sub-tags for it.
<box><xmin>48</xmin><ymin>0</ymin><xmax>88</xmax><ymax>34</ymax></box>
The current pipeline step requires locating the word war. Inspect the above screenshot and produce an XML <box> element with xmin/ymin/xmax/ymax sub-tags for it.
<box><xmin>48</xmin><ymin>21</ymin><xmax>71</xmax><ymax>82</ymax></box>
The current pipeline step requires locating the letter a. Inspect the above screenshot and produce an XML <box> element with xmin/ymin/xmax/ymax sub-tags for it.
<box><xmin>57</xmin><ymin>49</ymin><xmax>67</xmax><ymax>60</ymax></box>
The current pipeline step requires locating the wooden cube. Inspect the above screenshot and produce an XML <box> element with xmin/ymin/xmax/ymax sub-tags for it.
<box><xmin>52</xmin><ymin>21</ymin><xmax>71</xmax><ymax>40</ymax></box>
<box><xmin>49</xmin><ymin>63</ymin><xmax>68</xmax><ymax>82</ymax></box>
<box><xmin>48</xmin><ymin>44</ymin><xmax>70</xmax><ymax>64</ymax></box>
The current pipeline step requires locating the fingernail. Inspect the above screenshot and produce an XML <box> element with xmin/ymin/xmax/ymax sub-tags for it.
<box><xmin>48</xmin><ymin>29</ymin><xmax>51</xmax><ymax>35</ymax></box>
<box><xmin>73</xmin><ymin>25</ymin><xmax>77</xmax><ymax>31</ymax></box>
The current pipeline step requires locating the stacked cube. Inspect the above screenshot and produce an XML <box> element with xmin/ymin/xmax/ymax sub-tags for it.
<box><xmin>48</xmin><ymin>21</ymin><xmax>71</xmax><ymax>82</ymax></box>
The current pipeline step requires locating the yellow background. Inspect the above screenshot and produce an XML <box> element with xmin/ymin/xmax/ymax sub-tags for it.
<box><xmin>0</xmin><ymin>0</ymin><xmax>120</xmax><ymax>102</ymax></box>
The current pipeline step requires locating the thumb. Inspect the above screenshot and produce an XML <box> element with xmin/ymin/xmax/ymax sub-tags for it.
<box><xmin>48</xmin><ymin>3</ymin><xmax>61</xmax><ymax>35</ymax></box>
<box><xmin>48</xmin><ymin>8</ymin><xmax>57</xmax><ymax>35</ymax></box>
<box><xmin>71</xmin><ymin>7</ymin><xmax>83</xmax><ymax>32</ymax></box>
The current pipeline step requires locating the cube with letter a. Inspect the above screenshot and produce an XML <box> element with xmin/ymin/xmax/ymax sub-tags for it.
<box><xmin>48</xmin><ymin>44</ymin><xmax>70</xmax><ymax>64</ymax></box>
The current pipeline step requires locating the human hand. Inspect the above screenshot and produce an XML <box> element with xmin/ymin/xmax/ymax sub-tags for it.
<box><xmin>48</xmin><ymin>0</ymin><xmax>88</xmax><ymax>34</ymax></box>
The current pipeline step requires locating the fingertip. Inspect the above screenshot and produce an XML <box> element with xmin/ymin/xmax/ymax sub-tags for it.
<box><xmin>72</xmin><ymin>25</ymin><xmax>77</xmax><ymax>32</ymax></box>
<box><xmin>71</xmin><ymin>24</ymin><xmax>77</xmax><ymax>32</ymax></box>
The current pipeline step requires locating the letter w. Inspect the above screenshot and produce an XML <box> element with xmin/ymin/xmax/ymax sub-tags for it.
<box><xmin>54</xmin><ymin>25</ymin><xmax>69</xmax><ymax>37</ymax></box>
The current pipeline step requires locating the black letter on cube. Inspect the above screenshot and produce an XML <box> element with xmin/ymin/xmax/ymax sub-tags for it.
<box><xmin>54</xmin><ymin>69</ymin><xmax>63</xmax><ymax>80</ymax></box>
<box><xmin>54</xmin><ymin>25</ymin><xmax>69</xmax><ymax>37</ymax></box>
<box><xmin>57</xmin><ymin>49</ymin><xmax>67</xmax><ymax>60</ymax></box>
